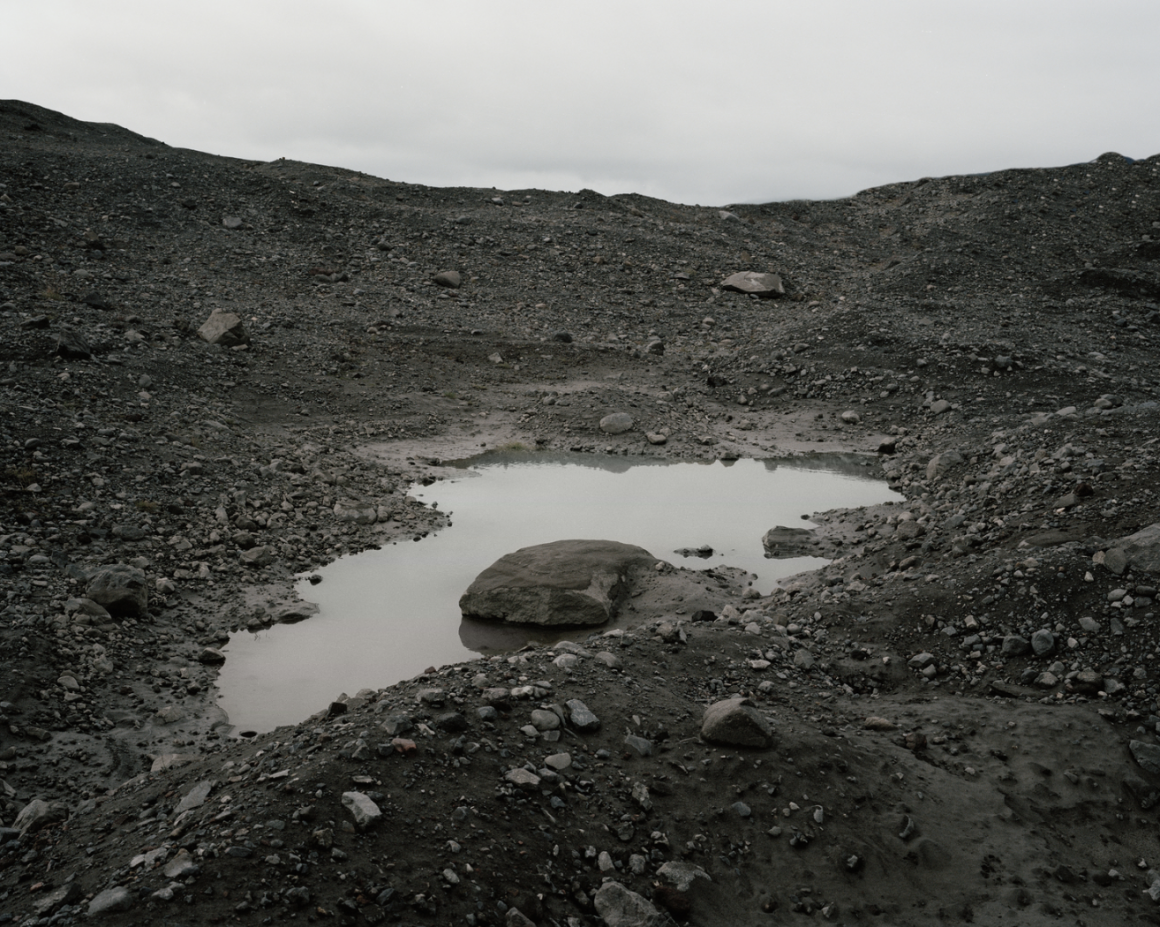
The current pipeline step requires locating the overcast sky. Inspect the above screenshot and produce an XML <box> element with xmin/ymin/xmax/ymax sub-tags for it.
<box><xmin>5</xmin><ymin>1</ymin><xmax>1159</xmax><ymax>206</ymax></box>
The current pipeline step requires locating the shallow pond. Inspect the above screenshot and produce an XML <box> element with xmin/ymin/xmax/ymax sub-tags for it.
<box><xmin>217</xmin><ymin>451</ymin><xmax>901</xmax><ymax>733</ymax></box>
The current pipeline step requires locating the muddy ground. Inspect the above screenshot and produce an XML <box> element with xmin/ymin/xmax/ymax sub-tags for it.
<box><xmin>3</xmin><ymin>98</ymin><xmax>1160</xmax><ymax>925</ymax></box>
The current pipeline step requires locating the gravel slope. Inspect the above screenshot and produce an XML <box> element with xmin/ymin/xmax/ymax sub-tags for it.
<box><xmin>3</xmin><ymin>99</ymin><xmax>1160</xmax><ymax>925</ymax></box>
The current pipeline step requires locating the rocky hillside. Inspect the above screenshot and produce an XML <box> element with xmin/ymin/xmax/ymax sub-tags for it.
<box><xmin>2</xmin><ymin>98</ymin><xmax>1160</xmax><ymax>925</ymax></box>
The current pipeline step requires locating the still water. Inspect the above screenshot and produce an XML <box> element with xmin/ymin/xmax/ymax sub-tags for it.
<box><xmin>216</xmin><ymin>451</ymin><xmax>900</xmax><ymax>733</ymax></box>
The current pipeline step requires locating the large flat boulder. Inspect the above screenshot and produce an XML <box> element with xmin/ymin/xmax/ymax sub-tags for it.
<box><xmin>459</xmin><ymin>540</ymin><xmax>658</xmax><ymax>626</ymax></box>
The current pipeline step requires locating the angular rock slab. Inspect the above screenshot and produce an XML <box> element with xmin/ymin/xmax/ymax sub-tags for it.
<box><xmin>84</xmin><ymin>563</ymin><xmax>148</xmax><ymax>617</ymax></box>
<box><xmin>342</xmin><ymin>791</ymin><xmax>382</xmax><ymax>829</ymax></box>
<box><xmin>459</xmin><ymin>539</ymin><xmax>659</xmax><ymax>626</ymax></box>
<box><xmin>197</xmin><ymin>308</ymin><xmax>249</xmax><ymax>346</ymax></box>
<box><xmin>720</xmin><ymin>271</ymin><xmax>784</xmax><ymax>297</ymax></box>
<box><xmin>700</xmin><ymin>697</ymin><xmax>775</xmax><ymax>748</ymax></box>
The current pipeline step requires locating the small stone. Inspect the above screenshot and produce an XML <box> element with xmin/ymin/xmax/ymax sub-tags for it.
<box><xmin>176</xmin><ymin>780</ymin><xmax>213</xmax><ymax>813</ymax></box>
<box><xmin>342</xmin><ymin>791</ymin><xmax>382</xmax><ymax>829</ymax></box>
<box><xmin>1031</xmin><ymin>629</ymin><xmax>1055</xmax><ymax>657</ymax></box>
<box><xmin>593</xmin><ymin>881</ymin><xmax>664</xmax><ymax>927</ymax></box>
<box><xmin>88</xmin><ymin>886</ymin><xmax>134</xmax><ymax>917</ymax></box>
<box><xmin>164</xmin><ymin>849</ymin><xmax>200</xmax><ymax>879</ymax></box>
<box><xmin>198</xmin><ymin>647</ymin><xmax>226</xmax><ymax>664</ymax></box>
<box><xmin>433</xmin><ymin>270</ymin><xmax>462</xmax><ymax>288</ymax></box>
<box><xmin>719</xmin><ymin>271</ymin><xmax>784</xmax><ymax>297</ymax></box>
<box><xmin>700</xmin><ymin>697</ymin><xmax>774</xmax><ymax>748</ymax></box>
<box><xmin>222</xmin><ymin>216</ymin><xmax>243</xmax><ymax>229</ymax></box>
<box><xmin>85</xmin><ymin>563</ymin><xmax>148</xmax><ymax>617</ymax></box>
<box><xmin>13</xmin><ymin>798</ymin><xmax>68</xmax><ymax>836</ymax></box>
<box><xmin>656</xmin><ymin>860</ymin><xmax>712</xmax><ymax>891</ymax></box>
<box><xmin>926</xmin><ymin>450</ymin><xmax>963</xmax><ymax>481</ymax></box>
<box><xmin>599</xmin><ymin>412</ymin><xmax>634</xmax><ymax>434</ymax></box>
<box><xmin>505</xmin><ymin>768</ymin><xmax>541</xmax><ymax>790</ymax></box>
<box><xmin>197</xmin><ymin>307</ymin><xmax>249</xmax><ymax>346</ymax></box>
<box><xmin>530</xmin><ymin>709</ymin><xmax>561</xmax><ymax>731</ymax></box>
<box><xmin>240</xmin><ymin>545</ymin><xmax>275</xmax><ymax>567</ymax></box>
<box><xmin>567</xmin><ymin>698</ymin><xmax>601</xmax><ymax>732</ymax></box>
<box><xmin>1130</xmin><ymin>740</ymin><xmax>1160</xmax><ymax>776</ymax></box>
<box><xmin>56</xmin><ymin>326</ymin><xmax>93</xmax><ymax>360</ymax></box>
<box><xmin>840</xmin><ymin>410</ymin><xmax>861</xmax><ymax>424</ymax></box>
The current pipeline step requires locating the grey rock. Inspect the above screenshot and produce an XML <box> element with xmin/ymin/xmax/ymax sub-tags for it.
<box><xmin>506</xmin><ymin>909</ymin><xmax>537</xmax><ymax>927</ymax></box>
<box><xmin>334</xmin><ymin>500</ymin><xmax>377</xmax><ymax>524</ymax></box>
<box><xmin>459</xmin><ymin>539</ymin><xmax>659</xmax><ymax>626</ymax></box>
<box><xmin>926</xmin><ymin>450</ymin><xmax>964</xmax><ymax>481</ymax></box>
<box><xmin>433</xmin><ymin>270</ymin><xmax>462</xmax><ymax>288</ymax></box>
<box><xmin>1031</xmin><ymin>629</ymin><xmax>1055</xmax><ymax>657</ymax></box>
<box><xmin>929</xmin><ymin>399</ymin><xmax>953</xmax><ymax>415</ymax></box>
<box><xmin>504</xmin><ymin>768</ymin><xmax>541</xmax><ymax>790</ymax></box>
<box><xmin>342</xmin><ymin>791</ymin><xmax>382</xmax><ymax>829</ymax></box>
<box><xmin>656</xmin><ymin>860</ymin><xmax>711</xmax><ymax>891</ymax></box>
<box><xmin>599</xmin><ymin>412</ymin><xmax>634</xmax><ymax>434</ymax></box>
<box><xmin>198</xmin><ymin>647</ymin><xmax>226</xmax><ymax>664</ymax></box>
<box><xmin>1102</xmin><ymin>547</ymin><xmax>1130</xmax><ymax>575</ymax></box>
<box><xmin>530</xmin><ymin>709</ymin><xmax>560</xmax><ymax>731</ymax></box>
<box><xmin>240</xmin><ymin>545</ymin><xmax>275</xmax><ymax>567</ymax></box>
<box><xmin>1001</xmin><ymin>635</ymin><xmax>1030</xmax><ymax>656</ymax></box>
<box><xmin>176</xmin><ymin>780</ymin><xmax>213</xmax><ymax>813</ymax></box>
<box><xmin>13</xmin><ymin>798</ymin><xmax>68</xmax><ymax>836</ymax></box>
<box><xmin>593</xmin><ymin>880</ymin><xmax>667</xmax><ymax>927</ymax></box>
<box><xmin>624</xmin><ymin>734</ymin><xmax>653</xmax><ymax>756</ymax></box>
<box><xmin>55</xmin><ymin>326</ymin><xmax>93</xmax><ymax>360</ymax></box>
<box><xmin>222</xmin><ymin>216</ymin><xmax>243</xmax><ymax>229</ymax></box>
<box><xmin>164</xmin><ymin>849</ymin><xmax>200</xmax><ymax>879</ymax></box>
<box><xmin>31</xmin><ymin>881</ymin><xmax>84</xmax><ymax>917</ymax></box>
<box><xmin>761</xmin><ymin>525</ymin><xmax>822</xmax><ymax>558</ymax></box>
<box><xmin>1110</xmin><ymin>523</ymin><xmax>1160</xmax><ymax>575</ymax></box>
<box><xmin>567</xmin><ymin>698</ymin><xmax>601</xmax><ymax>732</ymax></box>
<box><xmin>88</xmin><ymin>886</ymin><xmax>134</xmax><ymax>917</ymax></box>
<box><xmin>700</xmin><ymin>697</ymin><xmax>774</xmax><ymax>748</ymax></box>
<box><xmin>1131</xmin><ymin>740</ymin><xmax>1160</xmax><ymax>776</ymax></box>
<box><xmin>85</xmin><ymin>563</ymin><xmax>148</xmax><ymax>617</ymax></box>
<box><xmin>198</xmin><ymin>308</ymin><xmax>249</xmax><ymax>347</ymax></box>
<box><xmin>720</xmin><ymin>271</ymin><xmax>784</xmax><ymax>298</ymax></box>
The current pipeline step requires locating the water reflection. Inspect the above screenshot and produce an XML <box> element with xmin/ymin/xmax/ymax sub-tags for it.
<box><xmin>216</xmin><ymin>452</ymin><xmax>899</xmax><ymax>733</ymax></box>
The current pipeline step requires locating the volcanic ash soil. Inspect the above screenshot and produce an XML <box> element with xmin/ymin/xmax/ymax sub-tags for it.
<box><xmin>3</xmin><ymin>99</ymin><xmax>1160</xmax><ymax>924</ymax></box>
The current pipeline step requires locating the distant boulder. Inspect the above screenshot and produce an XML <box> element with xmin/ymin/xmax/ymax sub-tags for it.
<box><xmin>460</xmin><ymin>539</ymin><xmax>659</xmax><ymax>626</ymax></box>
